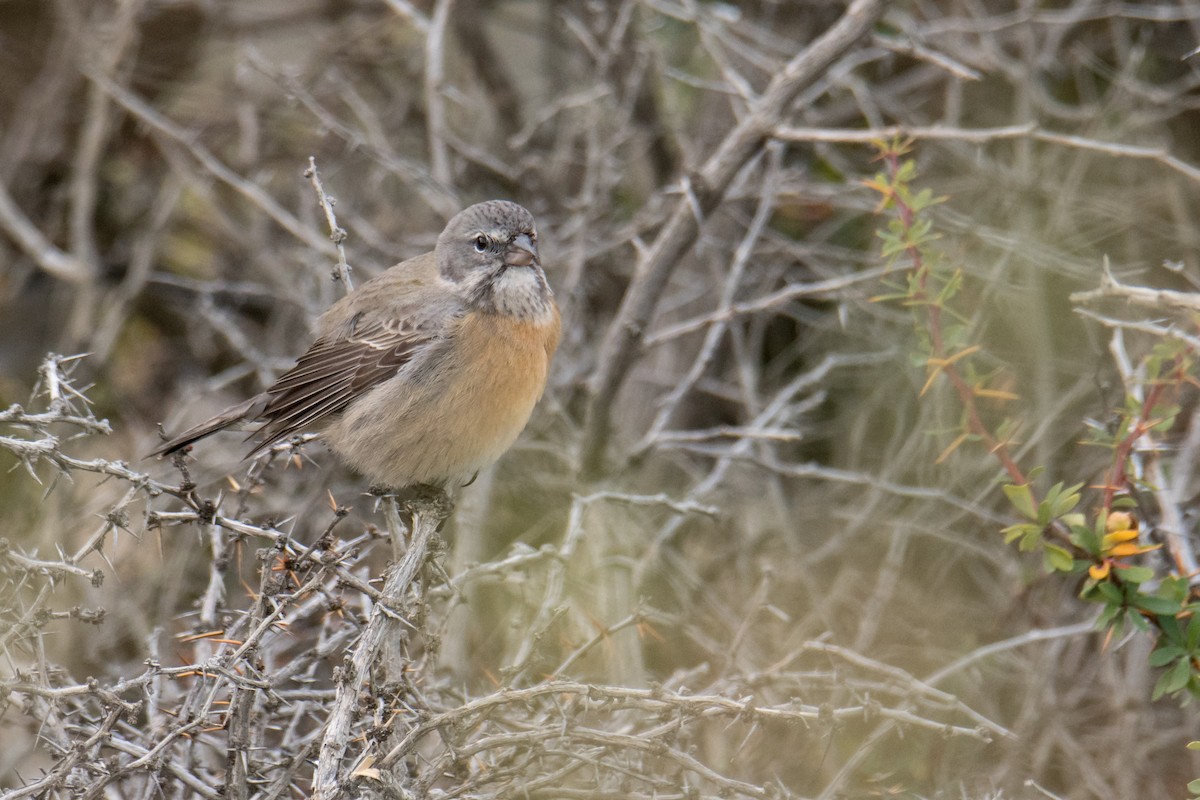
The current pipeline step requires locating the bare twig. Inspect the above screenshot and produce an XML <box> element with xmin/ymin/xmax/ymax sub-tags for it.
<box><xmin>88</xmin><ymin>73</ymin><xmax>336</xmax><ymax>257</ymax></box>
<box><xmin>1070</xmin><ymin>263</ymin><xmax>1200</xmax><ymax>313</ymax></box>
<box><xmin>581</xmin><ymin>0</ymin><xmax>891</xmax><ymax>476</ymax></box>
<box><xmin>424</xmin><ymin>0</ymin><xmax>454</xmax><ymax>188</ymax></box>
<box><xmin>306</xmin><ymin>157</ymin><xmax>354</xmax><ymax>291</ymax></box>
<box><xmin>0</xmin><ymin>178</ymin><xmax>88</xmax><ymax>282</ymax></box>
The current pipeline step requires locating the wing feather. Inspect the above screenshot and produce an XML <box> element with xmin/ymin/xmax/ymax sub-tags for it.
<box><xmin>245</xmin><ymin>316</ymin><xmax>431</xmax><ymax>455</ymax></box>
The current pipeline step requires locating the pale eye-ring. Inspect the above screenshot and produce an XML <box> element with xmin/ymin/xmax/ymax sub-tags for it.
<box><xmin>473</xmin><ymin>235</ymin><xmax>488</xmax><ymax>252</ymax></box>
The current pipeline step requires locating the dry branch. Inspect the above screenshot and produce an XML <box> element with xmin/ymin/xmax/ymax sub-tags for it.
<box><xmin>581</xmin><ymin>0</ymin><xmax>891</xmax><ymax>475</ymax></box>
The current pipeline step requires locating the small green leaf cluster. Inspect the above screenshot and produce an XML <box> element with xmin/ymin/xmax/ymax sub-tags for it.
<box><xmin>1147</xmin><ymin>592</ymin><xmax>1200</xmax><ymax>700</ymax></box>
<box><xmin>1002</xmin><ymin>487</ymin><xmax>1199</xmax><ymax>701</ymax></box>
<box><xmin>868</xmin><ymin>139</ymin><xmax>1200</xmax><ymax>708</ymax></box>
<box><xmin>867</xmin><ymin>138</ymin><xmax>1022</xmax><ymax>475</ymax></box>
<box><xmin>1001</xmin><ymin>480</ymin><xmax>1080</xmax><ymax>573</ymax></box>
<box><xmin>877</xmin><ymin>211</ymin><xmax>939</xmax><ymax>261</ymax></box>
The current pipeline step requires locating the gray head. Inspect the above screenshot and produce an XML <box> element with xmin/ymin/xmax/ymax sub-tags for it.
<box><xmin>435</xmin><ymin>200</ymin><xmax>554</xmax><ymax>320</ymax></box>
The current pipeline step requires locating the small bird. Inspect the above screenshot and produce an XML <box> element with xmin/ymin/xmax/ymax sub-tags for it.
<box><xmin>153</xmin><ymin>200</ymin><xmax>560</xmax><ymax>489</ymax></box>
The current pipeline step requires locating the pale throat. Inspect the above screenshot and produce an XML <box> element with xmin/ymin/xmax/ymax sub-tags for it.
<box><xmin>478</xmin><ymin>266</ymin><xmax>555</xmax><ymax>322</ymax></box>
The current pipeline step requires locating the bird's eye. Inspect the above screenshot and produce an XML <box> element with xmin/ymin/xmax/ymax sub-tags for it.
<box><xmin>473</xmin><ymin>235</ymin><xmax>488</xmax><ymax>252</ymax></box>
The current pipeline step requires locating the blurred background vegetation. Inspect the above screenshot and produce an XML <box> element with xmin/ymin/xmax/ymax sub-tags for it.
<box><xmin>2</xmin><ymin>0</ymin><xmax>1200</xmax><ymax>797</ymax></box>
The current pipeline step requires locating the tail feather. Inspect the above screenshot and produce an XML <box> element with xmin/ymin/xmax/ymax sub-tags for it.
<box><xmin>150</xmin><ymin>395</ymin><xmax>266</xmax><ymax>457</ymax></box>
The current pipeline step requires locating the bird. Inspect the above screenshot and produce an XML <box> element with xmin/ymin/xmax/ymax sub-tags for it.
<box><xmin>152</xmin><ymin>200</ymin><xmax>561</xmax><ymax>489</ymax></box>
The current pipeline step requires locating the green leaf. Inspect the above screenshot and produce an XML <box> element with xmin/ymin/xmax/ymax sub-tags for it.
<box><xmin>911</xmin><ymin>187</ymin><xmax>935</xmax><ymax>211</ymax></box>
<box><xmin>1160</xmin><ymin>576</ymin><xmax>1190</xmax><ymax>604</ymax></box>
<box><xmin>1038</xmin><ymin>481</ymin><xmax>1083</xmax><ymax>519</ymax></box>
<box><xmin>1187</xmin><ymin>778</ymin><xmax>1200</xmax><ymax>795</ymax></box>
<box><xmin>934</xmin><ymin>267</ymin><xmax>961</xmax><ymax>303</ymax></box>
<box><xmin>1018</xmin><ymin>527</ymin><xmax>1042</xmax><ymax>552</ymax></box>
<box><xmin>1003</xmin><ymin>484</ymin><xmax>1037</xmax><ymax>520</ymax></box>
<box><xmin>1002</xmin><ymin>523</ymin><xmax>1039</xmax><ymax>545</ymax></box>
<box><xmin>880</xmin><ymin>235</ymin><xmax>908</xmax><ymax>259</ymax></box>
<box><xmin>1116</xmin><ymin>565</ymin><xmax>1154</xmax><ymax>584</ymax></box>
<box><xmin>1043</xmin><ymin>544</ymin><xmax>1074</xmax><ymax>573</ymax></box>
<box><xmin>1096</xmin><ymin>581</ymin><xmax>1125</xmax><ymax>604</ymax></box>
<box><xmin>1097</xmin><ymin>603</ymin><xmax>1124</xmax><ymax>628</ymax></box>
<box><xmin>1069</xmin><ymin>523</ymin><xmax>1100</xmax><ymax>554</ymax></box>
<box><xmin>1186</xmin><ymin>611</ymin><xmax>1200</xmax><ymax>650</ymax></box>
<box><xmin>1060</xmin><ymin>513</ymin><xmax>1085</xmax><ymax>529</ymax></box>
<box><xmin>1153</xmin><ymin>657</ymin><xmax>1193</xmax><ymax>699</ymax></box>
<box><xmin>1149</xmin><ymin>646</ymin><xmax>1185</xmax><ymax>667</ymax></box>
<box><xmin>1135</xmin><ymin>595</ymin><xmax>1183</xmax><ymax>616</ymax></box>
<box><xmin>1186</xmin><ymin>741</ymin><xmax>1200</xmax><ymax>751</ymax></box>
<box><xmin>1159</xmin><ymin>612</ymin><xmax>1185</xmax><ymax>644</ymax></box>
<box><xmin>1051</xmin><ymin>486</ymin><xmax>1082</xmax><ymax>518</ymax></box>
<box><xmin>1152</xmin><ymin>404</ymin><xmax>1181</xmax><ymax>432</ymax></box>
<box><xmin>909</xmin><ymin>216</ymin><xmax>934</xmax><ymax>243</ymax></box>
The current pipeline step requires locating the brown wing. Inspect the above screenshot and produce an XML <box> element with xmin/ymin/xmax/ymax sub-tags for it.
<box><xmin>245</xmin><ymin>314</ymin><xmax>431</xmax><ymax>455</ymax></box>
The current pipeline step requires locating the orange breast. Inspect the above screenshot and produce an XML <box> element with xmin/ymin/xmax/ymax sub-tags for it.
<box><xmin>450</xmin><ymin>309</ymin><xmax>560</xmax><ymax>445</ymax></box>
<box><xmin>323</xmin><ymin>305</ymin><xmax>560</xmax><ymax>486</ymax></box>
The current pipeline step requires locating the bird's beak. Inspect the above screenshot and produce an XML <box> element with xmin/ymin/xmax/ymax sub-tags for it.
<box><xmin>504</xmin><ymin>233</ymin><xmax>539</xmax><ymax>268</ymax></box>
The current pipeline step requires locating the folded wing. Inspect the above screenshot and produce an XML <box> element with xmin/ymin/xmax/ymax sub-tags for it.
<box><xmin>246</xmin><ymin>314</ymin><xmax>433</xmax><ymax>455</ymax></box>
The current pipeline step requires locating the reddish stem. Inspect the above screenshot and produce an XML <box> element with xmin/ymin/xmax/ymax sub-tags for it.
<box><xmin>883</xmin><ymin>149</ymin><xmax>1026</xmax><ymax>486</ymax></box>
<box><xmin>1102</xmin><ymin>379</ymin><xmax>1168</xmax><ymax>512</ymax></box>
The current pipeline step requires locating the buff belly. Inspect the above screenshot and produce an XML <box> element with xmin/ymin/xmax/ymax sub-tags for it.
<box><xmin>322</xmin><ymin>312</ymin><xmax>556</xmax><ymax>487</ymax></box>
